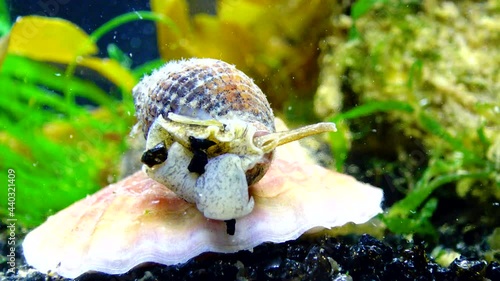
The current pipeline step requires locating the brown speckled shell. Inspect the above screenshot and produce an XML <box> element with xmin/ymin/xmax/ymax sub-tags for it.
<box><xmin>133</xmin><ymin>59</ymin><xmax>275</xmax><ymax>138</ymax></box>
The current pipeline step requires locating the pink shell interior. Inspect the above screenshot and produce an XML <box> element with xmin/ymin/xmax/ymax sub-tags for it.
<box><xmin>22</xmin><ymin>141</ymin><xmax>383</xmax><ymax>278</ymax></box>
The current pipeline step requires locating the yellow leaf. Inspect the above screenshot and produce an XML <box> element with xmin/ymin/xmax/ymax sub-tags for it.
<box><xmin>8</xmin><ymin>16</ymin><xmax>97</xmax><ymax>63</ymax></box>
<box><xmin>151</xmin><ymin>0</ymin><xmax>192</xmax><ymax>58</ymax></box>
<box><xmin>6</xmin><ymin>16</ymin><xmax>136</xmax><ymax>91</ymax></box>
<box><xmin>218</xmin><ymin>0</ymin><xmax>263</xmax><ymax>27</ymax></box>
<box><xmin>190</xmin><ymin>15</ymin><xmax>255</xmax><ymax>66</ymax></box>
<box><xmin>79</xmin><ymin>57</ymin><xmax>137</xmax><ymax>92</ymax></box>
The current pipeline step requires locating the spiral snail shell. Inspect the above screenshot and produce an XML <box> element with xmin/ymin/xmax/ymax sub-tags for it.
<box><xmin>133</xmin><ymin>58</ymin><xmax>336</xmax><ymax>231</ymax></box>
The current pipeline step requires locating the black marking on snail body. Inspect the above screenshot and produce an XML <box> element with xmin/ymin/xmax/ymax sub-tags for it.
<box><xmin>132</xmin><ymin>58</ymin><xmax>336</xmax><ymax>233</ymax></box>
<box><xmin>189</xmin><ymin>136</ymin><xmax>217</xmax><ymax>150</ymax></box>
<box><xmin>141</xmin><ymin>142</ymin><xmax>168</xmax><ymax>168</ymax></box>
<box><xmin>187</xmin><ymin>136</ymin><xmax>216</xmax><ymax>174</ymax></box>
<box><xmin>188</xmin><ymin>150</ymin><xmax>209</xmax><ymax>174</ymax></box>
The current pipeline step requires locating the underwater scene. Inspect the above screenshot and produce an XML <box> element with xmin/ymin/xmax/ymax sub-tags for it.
<box><xmin>0</xmin><ymin>0</ymin><xmax>499</xmax><ymax>280</ymax></box>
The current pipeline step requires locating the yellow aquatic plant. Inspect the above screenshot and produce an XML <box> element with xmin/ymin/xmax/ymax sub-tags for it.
<box><xmin>152</xmin><ymin>0</ymin><xmax>337</xmax><ymax>109</ymax></box>
<box><xmin>7</xmin><ymin>16</ymin><xmax>136</xmax><ymax>91</ymax></box>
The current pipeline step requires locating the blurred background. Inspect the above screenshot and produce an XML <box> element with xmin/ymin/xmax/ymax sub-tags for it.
<box><xmin>0</xmin><ymin>1</ymin><xmax>498</xmax><ymax>277</ymax></box>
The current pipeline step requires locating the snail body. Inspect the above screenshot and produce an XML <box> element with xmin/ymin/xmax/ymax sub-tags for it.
<box><xmin>133</xmin><ymin>58</ymin><xmax>336</xmax><ymax>226</ymax></box>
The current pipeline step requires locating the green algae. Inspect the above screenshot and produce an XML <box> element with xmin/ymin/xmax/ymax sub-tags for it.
<box><xmin>317</xmin><ymin>0</ymin><xmax>499</xmax><ymax>240</ymax></box>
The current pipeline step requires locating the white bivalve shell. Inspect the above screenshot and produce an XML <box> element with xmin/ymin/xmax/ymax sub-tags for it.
<box><xmin>132</xmin><ymin>58</ymin><xmax>336</xmax><ymax>227</ymax></box>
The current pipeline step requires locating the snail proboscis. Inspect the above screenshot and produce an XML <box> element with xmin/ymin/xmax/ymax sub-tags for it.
<box><xmin>133</xmin><ymin>58</ymin><xmax>336</xmax><ymax>234</ymax></box>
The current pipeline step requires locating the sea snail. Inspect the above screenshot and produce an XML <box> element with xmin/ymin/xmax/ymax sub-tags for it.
<box><xmin>133</xmin><ymin>58</ymin><xmax>336</xmax><ymax>233</ymax></box>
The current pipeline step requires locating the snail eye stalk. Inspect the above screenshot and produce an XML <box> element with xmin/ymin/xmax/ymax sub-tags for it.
<box><xmin>141</xmin><ymin>142</ymin><xmax>168</xmax><ymax>167</ymax></box>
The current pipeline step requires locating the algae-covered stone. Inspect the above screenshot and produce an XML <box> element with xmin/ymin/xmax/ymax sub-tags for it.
<box><xmin>315</xmin><ymin>0</ymin><xmax>499</xmax><ymax>197</ymax></box>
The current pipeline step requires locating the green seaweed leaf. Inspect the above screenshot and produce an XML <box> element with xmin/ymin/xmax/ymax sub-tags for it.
<box><xmin>381</xmin><ymin>197</ymin><xmax>438</xmax><ymax>238</ymax></box>
<box><xmin>330</xmin><ymin>101</ymin><xmax>414</xmax><ymax>123</ymax></box>
<box><xmin>418</xmin><ymin>111</ymin><xmax>483</xmax><ymax>165</ymax></box>
<box><xmin>107</xmin><ymin>43</ymin><xmax>132</xmax><ymax>68</ymax></box>
<box><xmin>349</xmin><ymin>0</ymin><xmax>388</xmax><ymax>40</ymax></box>
<box><xmin>351</xmin><ymin>0</ymin><xmax>388</xmax><ymax>20</ymax></box>
<box><xmin>351</xmin><ymin>0</ymin><xmax>387</xmax><ymax>20</ymax></box>
<box><xmin>0</xmin><ymin>0</ymin><xmax>10</xmax><ymax>36</ymax></box>
<box><xmin>329</xmin><ymin>121</ymin><xmax>350</xmax><ymax>172</ymax></box>
<box><xmin>408</xmin><ymin>59</ymin><xmax>423</xmax><ymax>90</ymax></box>
<box><xmin>328</xmin><ymin>101</ymin><xmax>414</xmax><ymax>170</ymax></box>
<box><xmin>383</xmin><ymin>158</ymin><xmax>491</xmax><ymax>236</ymax></box>
<box><xmin>2</xmin><ymin>55</ymin><xmax>115</xmax><ymax>108</ymax></box>
<box><xmin>89</xmin><ymin>10</ymin><xmax>179</xmax><ymax>43</ymax></box>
